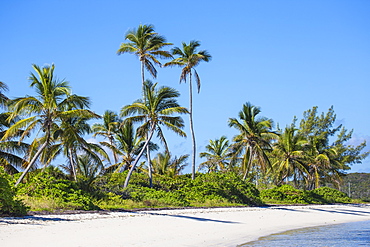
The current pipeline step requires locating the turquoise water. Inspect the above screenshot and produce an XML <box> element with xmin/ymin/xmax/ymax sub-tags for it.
<box><xmin>239</xmin><ymin>220</ymin><xmax>370</xmax><ymax>246</ymax></box>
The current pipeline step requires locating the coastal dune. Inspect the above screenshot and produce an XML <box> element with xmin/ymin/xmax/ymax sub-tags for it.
<box><xmin>1</xmin><ymin>204</ymin><xmax>370</xmax><ymax>247</ymax></box>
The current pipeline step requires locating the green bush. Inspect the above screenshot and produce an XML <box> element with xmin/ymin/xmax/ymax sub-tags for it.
<box><xmin>129</xmin><ymin>187</ymin><xmax>189</xmax><ymax>207</ymax></box>
<box><xmin>260</xmin><ymin>185</ymin><xmax>322</xmax><ymax>204</ymax></box>
<box><xmin>95</xmin><ymin>172</ymin><xmax>262</xmax><ymax>208</ymax></box>
<box><xmin>313</xmin><ymin>187</ymin><xmax>352</xmax><ymax>203</ymax></box>
<box><xmin>0</xmin><ymin>167</ymin><xmax>28</xmax><ymax>216</ymax></box>
<box><xmin>182</xmin><ymin>173</ymin><xmax>262</xmax><ymax>206</ymax></box>
<box><xmin>17</xmin><ymin>167</ymin><xmax>97</xmax><ymax>211</ymax></box>
<box><xmin>261</xmin><ymin>185</ymin><xmax>353</xmax><ymax>204</ymax></box>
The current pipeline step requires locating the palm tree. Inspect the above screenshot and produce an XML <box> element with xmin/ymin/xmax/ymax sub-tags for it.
<box><xmin>120</xmin><ymin>80</ymin><xmax>188</xmax><ymax>187</ymax></box>
<box><xmin>2</xmin><ymin>64</ymin><xmax>98</xmax><ymax>186</ymax></box>
<box><xmin>0</xmin><ymin>83</ymin><xmax>29</xmax><ymax>174</ymax></box>
<box><xmin>117</xmin><ymin>24</ymin><xmax>172</xmax><ymax>86</ymax></box>
<box><xmin>92</xmin><ymin>110</ymin><xmax>121</xmax><ymax>164</ymax></box>
<box><xmin>199</xmin><ymin>136</ymin><xmax>232</xmax><ymax>173</ymax></box>
<box><xmin>164</xmin><ymin>40</ymin><xmax>211</xmax><ymax>179</ymax></box>
<box><xmin>103</xmin><ymin>120</ymin><xmax>158</xmax><ymax>173</ymax></box>
<box><xmin>228</xmin><ymin>102</ymin><xmax>278</xmax><ymax>181</ymax></box>
<box><xmin>270</xmin><ymin>126</ymin><xmax>308</xmax><ymax>186</ymax></box>
<box><xmin>305</xmin><ymin>136</ymin><xmax>343</xmax><ymax>190</ymax></box>
<box><xmin>150</xmin><ymin>151</ymin><xmax>188</xmax><ymax>177</ymax></box>
<box><xmin>44</xmin><ymin>113</ymin><xmax>106</xmax><ymax>181</ymax></box>
<box><xmin>117</xmin><ymin>24</ymin><xmax>172</xmax><ymax>179</ymax></box>
<box><xmin>0</xmin><ymin>82</ymin><xmax>9</xmax><ymax>108</ymax></box>
<box><xmin>76</xmin><ymin>153</ymin><xmax>105</xmax><ymax>184</ymax></box>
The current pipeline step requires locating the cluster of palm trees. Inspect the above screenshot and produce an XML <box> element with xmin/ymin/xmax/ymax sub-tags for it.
<box><xmin>1</xmin><ymin>24</ymin><xmax>367</xmax><ymax>191</ymax></box>
<box><xmin>200</xmin><ymin>103</ymin><xmax>368</xmax><ymax>190</ymax></box>
<box><xmin>0</xmin><ymin>24</ymin><xmax>212</xmax><ymax>188</ymax></box>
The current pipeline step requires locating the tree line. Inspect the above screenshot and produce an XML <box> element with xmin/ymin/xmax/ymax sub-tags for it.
<box><xmin>0</xmin><ymin>24</ymin><xmax>368</xmax><ymax>193</ymax></box>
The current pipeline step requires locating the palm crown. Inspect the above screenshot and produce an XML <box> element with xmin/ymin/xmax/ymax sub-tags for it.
<box><xmin>117</xmin><ymin>24</ymin><xmax>172</xmax><ymax>83</ymax></box>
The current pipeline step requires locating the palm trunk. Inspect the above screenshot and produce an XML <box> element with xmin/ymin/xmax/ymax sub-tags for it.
<box><xmin>68</xmin><ymin>148</ymin><xmax>77</xmax><ymax>181</ymax></box>
<box><xmin>109</xmin><ymin>135</ymin><xmax>119</xmax><ymax>164</ymax></box>
<box><xmin>243</xmin><ymin>147</ymin><xmax>253</xmax><ymax>181</ymax></box>
<box><xmin>141</xmin><ymin>61</ymin><xmax>145</xmax><ymax>88</ymax></box>
<box><xmin>189</xmin><ymin>71</ymin><xmax>196</xmax><ymax>180</ymax></box>
<box><xmin>124</xmin><ymin>124</ymin><xmax>155</xmax><ymax>188</ymax></box>
<box><xmin>146</xmin><ymin>137</ymin><xmax>153</xmax><ymax>188</ymax></box>
<box><xmin>15</xmin><ymin>141</ymin><xmax>49</xmax><ymax>186</ymax></box>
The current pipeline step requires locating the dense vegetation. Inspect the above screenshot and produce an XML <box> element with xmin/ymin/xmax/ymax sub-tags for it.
<box><xmin>1</xmin><ymin>24</ymin><xmax>369</xmax><ymax>215</ymax></box>
<box><xmin>341</xmin><ymin>173</ymin><xmax>370</xmax><ymax>201</ymax></box>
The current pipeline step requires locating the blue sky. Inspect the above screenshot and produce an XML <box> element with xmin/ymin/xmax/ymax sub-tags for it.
<box><xmin>1</xmin><ymin>0</ymin><xmax>370</xmax><ymax>173</ymax></box>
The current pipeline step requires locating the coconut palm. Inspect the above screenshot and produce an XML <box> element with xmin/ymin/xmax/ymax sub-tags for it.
<box><xmin>44</xmin><ymin>113</ymin><xmax>106</xmax><ymax>181</ymax></box>
<box><xmin>164</xmin><ymin>40</ymin><xmax>211</xmax><ymax>179</ymax></box>
<box><xmin>2</xmin><ymin>64</ymin><xmax>98</xmax><ymax>186</ymax></box>
<box><xmin>228</xmin><ymin>102</ymin><xmax>278</xmax><ymax>181</ymax></box>
<box><xmin>199</xmin><ymin>136</ymin><xmax>232</xmax><ymax>173</ymax></box>
<box><xmin>120</xmin><ymin>80</ymin><xmax>188</xmax><ymax>187</ymax></box>
<box><xmin>0</xmin><ymin>93</ymin><xmax>29</xmax><ymax>174</ymax></box>
<box><xmin>92</xmin><ymin>110</ymin><xmax>121</xmax><ymax>164</ymax></box>
<box><xmin>76</xmin><ymin>153</ymin><xmax>105</xmax><ymax>183</ymax></box>
<box><xmin>0</xmin><ymin>82</ymin><xmax>9</xmax><ymax>108</ymax></box>
<box><xmin>117</xmin><ymin>24</ymin><xmax>172</xmax><ymax>85</ymax></box>
<box><xmin>270</xmin><ymin>126</ymin><xmax>308</xmax><ymax>186</ymax></box>
<box><xmin>104</xmin><ymin>120</ymin><xmax>158</xmax><ymax>173</ymax></box>
<box><xmin>0</xmin><ymin>83</ymin><xmax>29</xmax><ymax>173</ymax></box>
<box><xmin>305</xmin><ymin>136</ymin><xmax>344</xmax><ymax>190</ymax></box>
<box><xmin>150</xmin><ymin>151</ymin><xmax>189</xmax><ymax>177</ymax></box>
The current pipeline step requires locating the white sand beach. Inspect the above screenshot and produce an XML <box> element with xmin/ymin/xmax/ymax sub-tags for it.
<box><xmin>1</xmin><ymin>204</ymin><xmax>370</xmax><ymax>247</ymax></box>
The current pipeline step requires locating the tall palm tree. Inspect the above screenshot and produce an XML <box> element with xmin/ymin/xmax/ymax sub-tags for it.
<box><xmin>2</xmin><ymin>64</ymin><xmax>98</xmax><ymax>186</ymax></box>
<box><xmin>150</xmin><ymin>151</ymin><xmax>188</xmax><ymax>177</ymax></box>
<box><xmin>117</xmin><ymin>24</ymin><xmax>172</xmax><ymax>178</ymax></box>
<box><xmin>164</xmin><ymin>40</ymin><xmax>211</xmax><ymax>179</ymax></box>
<box><xmin>120</xmin><ymin>80</ymin><xmax>188</xmax><ymax>188</ymax></box>
<box><xmin>270</xmin><ymin>126</ymin><xmax>308</xmax><ymax>186</ymax></box>
<box><xmin>199</xmin><ymin>136</ymin><xmax>232</xmax><ymax>173</ymax></box>
<box><xmin>117</xmin><ymin>24</ymin><xmax>172</xmax><ymax>86</ymax></box>
<box><xmin>228</xmin><ymin>102</ymin><xmax>278</xmax><ymax>181</ymax></box>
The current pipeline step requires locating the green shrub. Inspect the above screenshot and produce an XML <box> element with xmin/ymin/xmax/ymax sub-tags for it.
<box><xmin>313</xmin><ymin>187</ymin><xmax>352</xmax><ymax>203</ymax></box>
<box><xmin>95</xmin><ymin>172</ymin><xmax>262</xmax><ymax>208</ymax></box>
<box><xmin>260</xmin><ymin>185</ymin><xmax>322</xmax><ymax>204</ymax></box>
<box><xmin>17</xmin><ymin>167</ymin><xmax>97</xmax><ymax>211</ymax></box>
<box><xmin>129</xmin><ymin>187</ymin><xmax>189</xmax><ymax>207</ymax></box>
<box><xmin>261</xmin><ymin>185</ymin><xmax>353</xmax><ymax>204</ymax></box>
<box><xmin>182</xmin><ymin>173</ymin><xmax>262</xmax><ymax>206</ymax></box>
<box><xmin>0</xmin><ymin>167</ymin><xmax>28</xmax><ymax>216</ymax></box>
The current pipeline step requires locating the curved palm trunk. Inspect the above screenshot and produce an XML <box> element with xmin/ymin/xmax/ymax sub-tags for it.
<box><xmin>109</xmin><ymin>135</ymin><xmax>119</xmax><ymax>164</ymax></box>
<box><xmin>15</xmin><ymin>141</ymin><xmax>49</xmax><ymax>186</ymax></box>
<box><xmin>189</xmin><ymin>72</ymin><xmax>197</xmax><ymax>180</ymax></box>
<box><xmin>124</xmin><ymin>124</ymin><xmax>155</xmax><ymax>188</ymax></box>
<box><xmin>146</xmin><ymin>138</ymin><xmax>153</xmax><ymax>188</ymax></box>
<box><xmin>243</xmin><ymin>146</ymin><xmax>253</xmax><ymax>181</ymax></box>
<box><xmin>68</xmin><ymin>147</ymin><xmax>77</xmax><ymax>181</ymax></box>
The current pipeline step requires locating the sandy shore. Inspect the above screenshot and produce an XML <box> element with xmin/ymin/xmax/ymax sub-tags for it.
<box><xmin>1</xmin><ymin>204</ymin><xmax>370</xmax><ymax>246</ymax></box>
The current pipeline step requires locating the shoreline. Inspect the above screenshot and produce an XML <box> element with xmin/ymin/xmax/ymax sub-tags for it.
<box><xmin>1</xmin><ymin>204</ymin><xmax>370</xmax><ymax>246</ymax></box>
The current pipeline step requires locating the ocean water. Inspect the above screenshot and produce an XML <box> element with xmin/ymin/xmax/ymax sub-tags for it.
<box><xmin>239</xmin><ymin>220</ymin><xmax>370</xmax><ymax>247</ymax></box>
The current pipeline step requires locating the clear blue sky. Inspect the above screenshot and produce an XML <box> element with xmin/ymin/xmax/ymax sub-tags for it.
<box><xmin>1</xmin><ymin>0</ymin><xmax>370</xmax><ymax>173</ymax></box>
